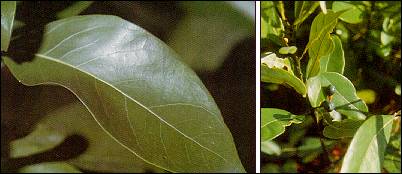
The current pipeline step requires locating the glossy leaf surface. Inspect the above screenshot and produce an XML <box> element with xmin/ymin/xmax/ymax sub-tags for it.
<box><xmin>1</xmin><ymin>1</ymin><xmax>16</xmax><ymax>51</ymax></box>
<box><xmin>341</xmin><ymin>115</ymin><xmax>394</xmax><ymax>173</ymax></box>
<box><xmin>3</xmin><ymin>15</ymin><xmax>244</xmax><ymax>173</ymax></box>
<box><xmin>306</xmin><ymin>72</ymin><xmax>368</xmax><ymax>120</ymax></box>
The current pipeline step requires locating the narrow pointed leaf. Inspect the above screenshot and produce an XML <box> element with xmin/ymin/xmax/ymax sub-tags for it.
<box><xmin>1</xmin><ymin>1</ymin><xmax>16</xmax><ymax>51</ymax></box>
<box><xmin>261</xmin><ymin>108</ymin><xmax>305</xmax><ymax>141</ymax></box>
<box><xmin>306</xmin><ymin>72</ymin><xmax>368</xmax><ymax>120</ymax></box>
<box><xmin>320</xmin><ymin>35</ymin><xmax>345</xmax><ymax>74</ymax></box>
<box><xmin>56</xmin><ymin>1</ymin><xmax>94</xmax><ymax>19</ymax></box>
<box><xmin>293</xmin><ymin>1</ymin><xmax>319</xmax><ymax>27</ymax></box>
<box><xmin>305</xmin><ymin>11</ymin><xmax>344</xmax><ymax>79</ymax></box>
<box><xmin>341</xmin><ymin>115</ymin><xmax>394</xmax><ymax>173</ymax></box>
<box><xmin>3</xmin><ymin>15</ymin><xmax>244</xmax><ymax>173</ymax></box>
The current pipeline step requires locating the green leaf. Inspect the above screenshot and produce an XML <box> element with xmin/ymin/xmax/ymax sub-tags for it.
<box><xmin>341</xmin><ymin>115</ymin><xmax>394</xmax><ymax>173</ymax></box>
<box><xmin>18</xmin><ymin>162</ymin><xmax>81</xmax><ymax>173</ymax></box>
<box><xmin>261</xmin><ymin>53</ymin><xmax>306</xmax><ymax>96</ymax></box>
<box><xmin>1</xmin><ymin>1</ymin><xmax>16</xmax><ymax>51</ymax></box>
<box><xmin>10</xmin><ymin>86</ymin><xmax>158</xmax><ymax>173</ymax></box>
<box><xmin>3</xmin><ymin>15</ymin><xmax>244</xmax><ymax>173</ymax></box>
<box><xmin>305</xmin><ymin>11</ymin><xmax>344</xmax><ymax>79</ymax></box>
<box><xmin>56</xmin><ymin>1</ymin><xmax>94</xmax><ymax>19</ymax></box>
<box><xmin>380</xmin><ymin>31</ymin><xmax>395</xmax><ymax>46</ymax></box>
<box><xmin>261</xmin><ymin>108</ymin><xmax>305</xmax><ymax>141</ymax></box>
<box><xmin>261</xmin><ymin>1</ymin><xmax>284</xmax><ymax>46</ymax></box>
<box><xmin>167</xmin><ymin>1</ymin><xmax>253</xmax><ymax>72</ymax></box>
<box><xmin>383</xmin><ymin>154</ymin><xmax>401</xmax><ymax>173</ymax></box>
<box><xmin>306</xmin><ymin>72</ymin><xmax>368</xmax><ymax>120</ymax></box>
<box><xmin>261</xmin><ymin>140</ymin><xmax>281</xmax><ymax>156</ymax></box>
<box><xmin>332</xmin><ymin>1</ymin><xmax>364</xmax><ymax>24</ymax></box>
<box><xmin>293</xmin><ymin>1</ymin><xmax>320</xmax><ymax>28</ymax></box>
<box><xmin>319</xmin><ymin>35</ymin><xmax>345</xmax><ymax>75</ymax></box>
<box><xmin>323</xmin><ymin>117</ymin><xmax>363</xmax><ymax>139</ymax></box>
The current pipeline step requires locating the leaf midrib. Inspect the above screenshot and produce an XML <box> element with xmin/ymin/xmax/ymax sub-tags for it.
<box><xmin>34</xmin><ymin>53</ymin><xmax>230</xmax><ymax>166</ymax></box>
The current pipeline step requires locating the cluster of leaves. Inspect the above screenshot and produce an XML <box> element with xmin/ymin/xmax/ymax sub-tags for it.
<box><xmin>1</xmin><ymin>1</ymin><xmax>253</xmax><ymax>173</ymax></box>
<box><xmin>261</xmin><ymin>1</ymin><xmax>400</xmax><ymax>173</ymax></box>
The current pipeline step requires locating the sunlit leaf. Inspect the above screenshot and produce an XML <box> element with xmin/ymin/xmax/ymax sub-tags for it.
<box><xmin>305</xmin><ymin>11</ymin><xmax>344</xmax><ymax>79</ymax></box>
<box><xmin>261</xmin><ymin>140</ymin><xmax>281</xmax><ymax>156</ymax></box>
<box><xmin>1</xmin><ymin>1</ymin><xmax>16</xmax><ymax>51</ymax></box>
<box><xmin>341</xmin><ymin>115</ymin><xmax>394</xmax><ymax>173</ymax></box>
<box><xmin>332</xmin><ymin>1</ymin><xmax>364</xmax><ymax>24</ymax></box>
<box><xmin>306</xmin><ymin>72</ymin><xmax>368</xmax><ymax>120</ymax></box>
<box><xmin>3</xmin><ymin>15</ymin><xmax>244</xmax><ymax>173</ymax></box>
<box><xmin>261</xmin><ymin>53</ymin><xmax>306</xmax><ymax>96</ymax></box>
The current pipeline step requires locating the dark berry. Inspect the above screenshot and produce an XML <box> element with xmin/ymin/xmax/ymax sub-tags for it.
<box><xmin>322</xmin><ymin>100</ymin><xmax>335</xmax><ymax>112</ymax></box>
<box><xmin>326</xmin><ymin>85</ymin><xmax>336</xmax><ymax>96</ymax></box>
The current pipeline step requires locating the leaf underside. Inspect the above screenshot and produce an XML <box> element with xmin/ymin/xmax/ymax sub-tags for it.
<box><xmin>4</xmin><ymin>15</ymin><xmax>244</xmax><ymax>173</ymax></box>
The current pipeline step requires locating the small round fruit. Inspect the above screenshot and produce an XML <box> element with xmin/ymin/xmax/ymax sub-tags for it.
<box><xmin>322</xmin><ymin>100</ymin><xmax>335</xmax><ymax>112</ymax></box>
<box><xmin>288</xmin><ymin>46</ymin><xmax>297</xmax><ymax>54</ymax></box>
<box><xmin>326</xmin><ymin>85</ymin><xmax>336</xmax><ymax>96</ymax></box>
<box><xmin>278</xmin><ymin>47</ymin><xmax>289</xmax><ymax>54</ymax></box>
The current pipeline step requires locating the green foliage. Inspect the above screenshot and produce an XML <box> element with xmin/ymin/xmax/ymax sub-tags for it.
<box><xmin>332</xmin><ymin>1</ymin><xmax>364</xmax><ymax>24</ymax></box>
<box><xmin>3</xmin><ymin>15</ymin><xmax>244</xmax><ymax>173</ymax></box>
<box><xmin>1</xmin><ymin>1</ymin><xmax>16</xmax><ymax>51</ymax></box>
<box><xmin>341</xmin><ymin>115</ymin><xmax>393</xmax><ymax>172</ymax></box>
<box><xmin>2</xmin><ymin>2</ymin><xmax>251</xmax><ymax>173</ymax></box>
<box><xmin>261</xmin><ymin>52</ymin><xmax>306</xmax><ymax>96</ymax></box>
<box><xmin>306</xmin><ymin>72</ymin><xmax>368</xmax><ymax>120</ymax></box>
<box><xmin>261</xmin><ymin>108</ymin><xmax>304</xmax><ymax>141</ymax></box>
<box><xmin>305</xmin><ymin>10</ymin><xmax>344</xmax><ymax>79</ymax></box>
<box><xmin>261</xmin><ymin>1</ymin><xmax>400</xmax><ymax>173</ymax></box>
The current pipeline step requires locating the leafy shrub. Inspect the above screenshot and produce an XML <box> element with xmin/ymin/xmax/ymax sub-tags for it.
<box><xmin>261</xmin><ymin>1</ymin><xmax>401</xmax><ymax>173</ymax></box>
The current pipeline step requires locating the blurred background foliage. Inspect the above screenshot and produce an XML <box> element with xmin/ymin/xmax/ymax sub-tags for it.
<box><xmin>261</xmin><ymin>1</ymin><xmax>400</xmax><ymax>173</ymax></box>
<box><xmin>1</xmin><ymin>1</ymin><xmax>255</xmax><ymax>173</ymax></box>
